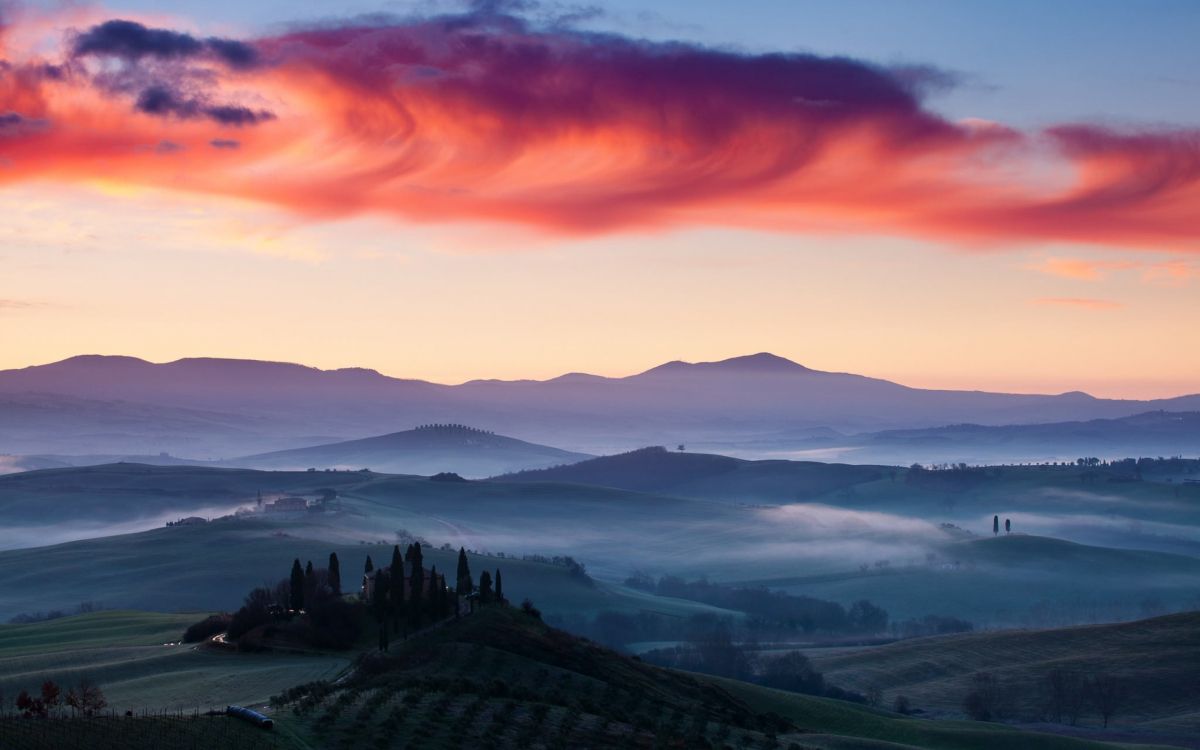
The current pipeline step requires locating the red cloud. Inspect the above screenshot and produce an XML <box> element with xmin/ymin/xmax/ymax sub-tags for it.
<box><xmin>0</xmin><ymin>9</ymin><xmax>1197</xmax><ymax>251</ymax></box>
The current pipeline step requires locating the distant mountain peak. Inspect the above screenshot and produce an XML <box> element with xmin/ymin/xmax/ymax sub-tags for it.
<box><xmin>637</xmin><ymin>352</ymin><xmax>813</xmax><ymax>376</ymax></box>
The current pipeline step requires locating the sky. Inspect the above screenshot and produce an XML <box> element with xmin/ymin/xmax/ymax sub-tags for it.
<box><xmin>1</xmin><ymin>0</ymin><xmax>1198</xmax><ymax>397</ymax></box>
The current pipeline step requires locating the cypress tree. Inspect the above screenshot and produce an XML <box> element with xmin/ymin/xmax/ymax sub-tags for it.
<box><xmin>329</xmin><ymin>552</ymin><xmax>342</xmax><ymax>596</ymax></box>
<box><xmin>289</xmin><ymin>559</ymin><xmax>304</xmax><ymax>611</ymax></box>
<box><xmin>993</xmin><ymin>515</ymin><xmax>999</xmax><ymax>536</ymax></box>
<box><xmin>371</xmin><ymin>572</ymin><xmax>390</xmax><ymax>652</ymax></box>
<box><xmin>456</xmin><ymin>547</ymin><xmax>473</xmax><ymax>595</ymax></box>
<box><xmin>389</xmin><ymin>545</ymin><xmax>405</xmax><ymax>634</ymax></box>
<box><xmin>1005</xmin><ymin>518</ymin><xmax>1011</xmax><ymax>534</ymax></box>
<box><xmin>409</xmin><ymin>542</ymin><xmax>424</xmax><ymax>629</ymax></box>
<box><xmin>364</xmin><ymin>555</ymin><xmax>374</xmax><ymax>573</ymax></box>
<box><xmin>479</xmin><ymin>571</ymin><xmax>493</xmax><ymax>603</ymax></box>
<box><xmin>428</xmin><ymin>565</ymin><xmax>439</xmax><ymax>619</ymax></box>
<box><xmin>304</xmin><ymin>560</ymin><xmax>316</xmax><ymax>606</ymax></box>
<box><xmin>495</xmin><ymin>569</ymin><xmax>503</xmax><ymax>604</ymax></box>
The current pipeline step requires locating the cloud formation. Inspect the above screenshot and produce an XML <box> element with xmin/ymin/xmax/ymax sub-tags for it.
<box><xmin>0</xmin><ymin>7</ymin><xmax>1197</xmax><ymax>250</ymax></box>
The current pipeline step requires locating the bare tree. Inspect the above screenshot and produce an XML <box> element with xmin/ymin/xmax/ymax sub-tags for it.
<box><xmin>1088</xmin><ymin>673</ymin><xmax>1128</xmax><ymax>729</ymax></box>
<box><xmin>1043</xmin><ymin>669</ymin><xmax>1087</xmax><ymax>724</ymax></box>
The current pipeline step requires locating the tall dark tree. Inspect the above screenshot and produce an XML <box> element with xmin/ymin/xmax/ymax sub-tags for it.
<box><xmin>329</xmin><ymin>552</ymin><xmax>342</xmax><ymax>597</ymax></box>
<box><xmin>993</xmin><ymin>515</ymin><xmax>999</xmax><ymax>536</ymax></box>
<box><xmin>456</xmin><ymin>547</ymin><xmax>473</xmax><ymax>595</ymax></box>
<box><xmin>289</xmin><ymin>559</ymin><xmax>305</xmax><ymax>612</ymax></box>
<box><xmin>1005</xmin><ymin>518</ymin><xmax>1011</xmax><ymax>534</ymax></box>
<box><xmin>364</xmin><ymin>555</ymin><xmax>374</xmax><ymax>573</ymax></box>
<box><xmin>389</xmin><ymin>545</ymin><xmax>405</xmax><ymax>634</ymax></box>
<box><xmin>495</xmin><ymin>569</ymin><xmax>504</xmax><ymax>604</ymax></box>
<box><xmin>428</xmin><ymin>565</ymin><xmax>439</xmax><ymax>618</ymax></box>
<box><xmin>479</xmin><ymin>570</ymin><xmax>493</xmax><ymax>603</ymax></box>
<box><xmin>409</xmin><ymin>542</ymin><xmax>425</xmax><ymax>628</ymax></box>
<box><xmin>371</xmin><ymin>571</ymin><xmax>390</xmax><ymax>652</ymax></box>
<box><xmin>304</xmin><ymin>560</ymin><xmax>317</xmax><ymax>607</ymax></box>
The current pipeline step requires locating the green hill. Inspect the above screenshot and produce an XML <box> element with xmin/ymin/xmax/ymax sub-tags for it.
<box><xmin>0</xmin><ymin>516</ymin><xmax>734</xmax><ymax>623</ymax></box>
<box><xmin>810</xmin><ymin>612</ymin><xmax>1200</xmax><ymax>731</ymax></box>
<box><xmin>229</xmin><ymin>424</ymin><xmax>590</xmax><ymax>478</ymax></box>
<box><xmin>735</xmin><ymin>535</ymin><xmax>1200</xmax><ymax>626</ymax></box>
<box><xmin>493</xmin><ymin>446</ymin><xmax>884</xmax><ymax>503</ymax></box>
<box><xmin>267</xmin><ymin>606</ymin><xmax>1156</xmax><ymax>750</ymax></box>
<box><xmin>0</xmin><ymin>610</ymin><xmax>350</xmax><ymax>713</ymax></box>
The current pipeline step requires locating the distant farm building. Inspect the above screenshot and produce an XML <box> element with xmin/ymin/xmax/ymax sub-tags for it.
<box><xmin>266</xmin><ymin>496</ymin><xmax>309</xmax><ymax>513</ymax></box>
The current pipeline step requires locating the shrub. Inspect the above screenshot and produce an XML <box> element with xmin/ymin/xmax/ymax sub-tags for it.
<box><xmin>183</xmin><ymin>613</ymin><xmax>232</xmax><ymax>643</ymax></box>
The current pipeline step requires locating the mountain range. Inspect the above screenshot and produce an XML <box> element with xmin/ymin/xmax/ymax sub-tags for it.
<box><xmin>0</xmin><ymin>352</ymin><xmax>1196</xmax><ymax>458</ymax></box>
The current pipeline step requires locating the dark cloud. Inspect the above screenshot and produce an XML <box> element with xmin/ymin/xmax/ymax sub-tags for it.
<box><xmin>134</xmin><ymin>85</ymin><xmax>274</xmax><ymax>126</ymax></box>
<box><xmin>210</xmin><ymin>138</ymin><xmax>240</xmax><ymax>149</ymax></box>
<box><xmin>72</xmin><ymin>19</ymin><xmax>260</xmax><ymax>69</ymax></box>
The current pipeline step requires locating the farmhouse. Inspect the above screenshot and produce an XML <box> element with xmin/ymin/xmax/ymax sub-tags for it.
<box><xmin>266</xmin><ymin>496</ymin><xmax>308</xmax><ymax>513</ymax></box>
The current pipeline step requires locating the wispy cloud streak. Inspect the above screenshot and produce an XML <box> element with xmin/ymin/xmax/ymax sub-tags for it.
<box><xmin>0</xmin><ymin>7</ymin><xmax>1196</xmax><ymax>249</ymax></box>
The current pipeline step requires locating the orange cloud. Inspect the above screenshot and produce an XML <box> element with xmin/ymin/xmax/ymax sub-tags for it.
<box><xmin>0</xmin><ymin>10</ymin><xmax>1198</xmax><ymax>251</ymax></box>
<box><xmin>1032</xmin><ymin>297</ymin><xmax>1123</xmax><ymax>310</ymax></box>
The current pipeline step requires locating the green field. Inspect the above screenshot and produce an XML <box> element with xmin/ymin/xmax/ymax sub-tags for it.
<box><xmin>809</xmin><ymin>611</ymin><xmax>1200</xmax><ymax>730</ymax></box>
<box><xmin>0</xmin><ymin>611</ymin><xmax>350</xmax><ymax>712</ymax></box>
<box><xmin>265</xmin><ymin>606</ymin><xmax>1166</xmax><ymax>750</ymax></box>
<box><xmin>0</xmin><ymin>515</ymin><xmax>737</xmax><ymax>623</ymax></box>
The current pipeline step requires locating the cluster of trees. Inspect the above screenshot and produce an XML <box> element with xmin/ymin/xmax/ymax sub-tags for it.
<box><xmin>639</xmin><ymin>621</ymin><xmax>864</xmax><ymax>703</ymax></box>
<box><xmin>208</xmin><ymin>551</ymin><xmax>363</xmax><ymax>651</ymax></box>
<box><xmin>365</xmin><ymin>544</ymin><xmax>507</xmax><ymax>652</ymax></box>
<box><xmin>7</xmin><ymin>601</ymin><xmax>102</xmax><ymax>625</ymax></box>
<box><xmin>7</xmin><ymin>680</ymin><xmax>107</xmax><ymax>718</ymax></box>
<box><xmin>624</xmin><ymin>574</ymin><xmax>889</xmax><ymax>635</ymax></box>
<box><xmin>890</xmin><ymin>614</ymin><xmax>973</xmax><ymax>639</ymax></box>
<box><xmin>962</xmin><ymin>670</ymin><xmax>1129</xmax><ymax>727</ymax></box>
<box><xmin>906</xmin><ymin>464</ymin><xmax>988</xmax><ymax>491</ymax></box>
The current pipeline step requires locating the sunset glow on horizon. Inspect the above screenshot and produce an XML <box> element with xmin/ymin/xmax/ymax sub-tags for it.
<box><xmin>2</xmin><ymin>0</ymin><xmax>1198</xmax><ymax>398</ymax></box>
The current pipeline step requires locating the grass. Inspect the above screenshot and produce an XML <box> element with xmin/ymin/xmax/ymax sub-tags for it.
<box><xmin>0</xmin><ymin>715</ymin><xmax>289</xmax><ymax>750</ymax></box>
<box><xmin>711</xmin><ymin>677</ymin><xmax>1183</xmax><ymax>750</ymax></box>
<box><xmin>809</xmin><ymin>611</ymin><xmax>1200</xmax><ymax>729</ymax></box>
<box><xmin>268</xmin><ymin>605</ymin><xmax>1160</xmax><ymax>750</ymax></box>
<box><xmin>0</xmin><ymin>515</ymin><xmax>734</xmax><ymax>622</ymax></box>
<box><xmin>0</xmin><ymin>611</ymin><xmax>350</xmax><ymax>712</ymax></box>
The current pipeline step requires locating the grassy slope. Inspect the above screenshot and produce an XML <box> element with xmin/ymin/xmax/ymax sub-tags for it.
<box><xmin>271</xmin><ymin>605</ymin><xmax>1154</xmax><ymax>750</ymax></box>
<box><xmin>0</xmin><ymin>516</ymin><xmax>734</xmax><ymax>622</ymax></box>
<box><xmin>492</xmin><ymin>447</ymin><xmax>885</xmax><ymax>503</ymax></box>
<box><xmin>0</xmin><ymin>611</ymin><xmax>349</xmax><ymax>712</ymax></box>
<box><xmin>736</xmin><ymin>535</ymin><xmax>1200</xmax><ymax>624</ymax></box>
<box><xmin>712</xmin><ymin>678</ymin><xmax>1178</xmax><ymax>750</ymax></box>
<box><xmin>809</xmin><ymin>612</ymin><xmax>1200</xmax><ymax>727</ymax></box>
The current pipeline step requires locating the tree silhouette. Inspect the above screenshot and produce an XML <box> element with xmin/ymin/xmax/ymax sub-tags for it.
<box><xmin>1088</xmin><ymin>673</ymin><xmax>1128</xmax><ymax>728</ymax></box>
<box><xmin>289</xmin><ymin>559</ymin><xmax>305</xmax><ymax>611</ymax></box>
<box><xmin>495</xmin><ymin>569</ymin><xmax>504</xmax><ymax>604</ymax></box>
<box><xmin>389</xmin><ymin>545</ymin><xmax>405</xmax><ymax>633</ymax></box>
<box><xmin>329</xmin><ymin>552</ymin><xmax>341</xmax><ymax>596</ymax></box>
<box><xmin>457</xmin><ymin>547</ymin><xmax>473</xmax><ymax>595</ymax></box>
<box><xmin>364</xmin><ymin>555</ymin><xmax>374</xmax><ymax>573</ymax></box>
<box><xmin>993</xmin><ymin>515</ymin><xmax>999</xmax><ymax>536</ymax></box>
<box><xmin>409</xmin><ymin>542</ymin><xmax>425</xmax><ymax>628</ymax></box>
<box><xmin>479</xmin><ymin>570</ymin><xmax>494</xmax><ymax>603</ymax></box>
<box><xmin>1005</xmin><ymin>518</ymin><xmax>1011</xmax><ymax>535</ymax></box>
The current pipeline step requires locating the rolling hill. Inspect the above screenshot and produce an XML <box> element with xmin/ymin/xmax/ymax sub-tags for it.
<box><xmin>3</xmin><ymin>353</ymin><xmax>1198</xmax><ymax>457</ymax></box>
<box><xmin>810</xmin><ymin>611</ymin><xmax>1200</xmax><ymax>732</ymax></box>
<box><xmin>265</xmin><ymin>605</ymin><xmax>1162</xmax><ymax>750</ymax></box>
<box><xmin>492</xmin><ymin>445</ymin><xmax>885</xmax><ymax>502</ymax></box>
<box><xmin>4</xmin><ymin>605</ymin><xmax>1167</xmax><ymax>749</ymax></box>
<box><xmin>228</xmin><ymin>424</ymin><xmax>589</xmax><ymax>478</ymax></box>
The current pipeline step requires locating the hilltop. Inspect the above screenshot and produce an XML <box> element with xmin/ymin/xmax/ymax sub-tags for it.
<box><xmin>228</xmin><ymin>424</ymin><xmax>590</xmax><ymax>478</ymax></box>
<box><xmin>492</xmin><ymin>445</ymin><xmax>884</xmax><ymax>502</ymax></box>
